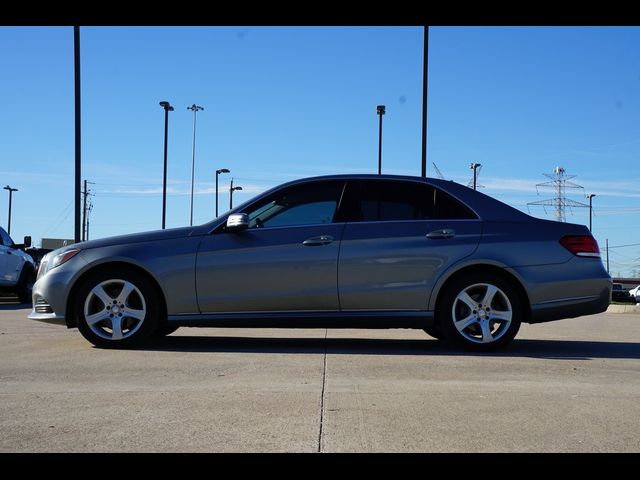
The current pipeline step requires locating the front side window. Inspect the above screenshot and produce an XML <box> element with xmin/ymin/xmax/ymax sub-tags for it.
<box><xmin>244</xmin><ymin>180</ymin><xmax>345</xmax><ymax>229</ymax></box>
<box><xmin>338</xmin><ymin>180</ymin><xmax>477</xmax><ymax>222</ymax></box>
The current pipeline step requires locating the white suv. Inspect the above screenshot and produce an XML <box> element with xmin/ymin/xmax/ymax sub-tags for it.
<box><xmin>629</xmin><ymin>285</ymin><xmax>640</xmax><ymax>304</ymax></box>
<box><xmin>0</xmin><ymin>226</ymin><xmax>35</xmax><ymax>304</ymax></box>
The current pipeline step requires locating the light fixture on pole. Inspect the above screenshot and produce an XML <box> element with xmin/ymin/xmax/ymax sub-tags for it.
<box><xmin>3</xmin><ymin>185</ymin><xmax>18</xmax><ymax>235</ymax></box>
<box><xmin>187</xmin><ymin>103</ymin><xmax>204</xmax><ymax>226</ymax></box>
<box><xmin>159</xmin><ymin>101</ymin><xmax>174</xmax><ymax>229</ymax></box>
<box><xmin>229</xmin><ymin>178</ymin><xmax>243</xmax><ymax>210</ymax></box>
<box><xmin>215</xmin><ymin>168</ymin><xmax>230</xmax><ymax>217</ymax></box>
<box><xmin>376</xmin><ymin>105</ymin><xmax>386</xmax><ymax>175</ymax></box>
<box><xmin>587</xmin><ymin>193</ymin><xmax>596</xmax><ymax>232</ymax></box>
<box><xmin>470</xmin><ymin>163</ymin><xmax>481</xmax><ymax>191</ymax></box>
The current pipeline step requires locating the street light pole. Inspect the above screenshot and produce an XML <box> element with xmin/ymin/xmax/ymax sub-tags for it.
<box><xmin>376</xmin><ymin>105</ymin><xmax>386</xmax><ymax>174</ymax></box>
<box><xmin>3</xmin><ymin>185</ymin><xmax>18</xmax><ymax>235</ymax></box>
<box><xmin>229</xmin><ymin>178</ymin><xmax>243</xmax><ymax>210</ymax></box>
<box><xmin>159</xmin><ymin>101</ymin><xmax>174</xmax><ymax>230</ymax></box>
<box><xmin>187</xmin><ymin>104</ymin><xmax>204</xmax><ymax>226</ymax></box>
<box><xmin>587</xmin><ymin>193</ymin><xmax>596</xmax><ymax>232</ymax></box>
<box><xmin>421</xmin><ymin>26</ymin><xmax>429</xmax><ymax>178</ymax></box>
<box><xmin>215</xmin><ymin>168</ymin><xmax>230</xmax><ymax>217</ymax></box>
<box><xmin>470</xmin><ymin>163</ymin><xmax>481</xmax><ymax>191</ymax></box>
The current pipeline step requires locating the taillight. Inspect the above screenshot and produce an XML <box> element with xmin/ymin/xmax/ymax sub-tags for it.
<box><xmin>560</xmin><ymin>235</ymin><xmax>601</xmax><ymax>258</ymax></box>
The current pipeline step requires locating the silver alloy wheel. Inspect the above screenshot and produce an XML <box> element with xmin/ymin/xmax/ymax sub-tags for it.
<box><xmin>83</xmin><ymin>279</ymin><xmax>147</xmax><ymax>341</ymax></box>
<box><xmin>452</xmin><ymin>283</ymin><xmax>513</xmax><ymax>344</ymax></box>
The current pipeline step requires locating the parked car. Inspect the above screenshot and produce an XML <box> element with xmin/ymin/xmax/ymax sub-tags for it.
<box><xmin>612</xmin><ymin>283</ymin><xmax>633</xmax><ymax>303</ymax></box>
<box><xmin>28</xmin><ymin>174</ymin><xmax>611</xmax><ymax>351</ymax></box>
<box><xmin>0</xmin><ymin>226</ymin><xmax>35</xmax><ymax>303</ymax></box>
<box><xmin>25</xmin><ymin>247</ymin><xmax>53</xmax><ymax>272</ymax></box>
<box><xmin>629</xmin><ymin>285</ymin><xmax>640</xmax><ymax>303</ymax></box>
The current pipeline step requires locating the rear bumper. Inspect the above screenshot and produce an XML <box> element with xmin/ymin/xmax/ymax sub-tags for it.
<box><xmin>529</xmin><ymin>287</ymin><xmax>610</xmax><ymax>323</ymax></box>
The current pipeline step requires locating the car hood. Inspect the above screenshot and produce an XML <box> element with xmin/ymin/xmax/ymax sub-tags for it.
<box><xmin>71</xmin><ymin>226</ymin><xmax>197</xmax><ymax>251</ymax></box>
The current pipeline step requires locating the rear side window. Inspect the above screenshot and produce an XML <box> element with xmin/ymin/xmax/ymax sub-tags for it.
<box><xmin>337</xmin><ymin>180</ymin><xmax>477</xmax><ymax>222</ymax></box>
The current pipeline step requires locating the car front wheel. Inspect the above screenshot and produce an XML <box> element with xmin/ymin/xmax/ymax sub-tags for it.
<box><xmin>75</xmin><ymin>268</ymin><xmax>159</xmax><ymax>348</ymax></box>
<box><xmin>437</xmin><ymin>273</ymin><xmax>522</xmax><ymax>351</ymax></box>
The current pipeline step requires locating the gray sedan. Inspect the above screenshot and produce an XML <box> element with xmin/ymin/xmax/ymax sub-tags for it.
<box><xmin>29</xmin><ymin>174</ymin><xmax>611</xmax><ymax>351</ymax></box>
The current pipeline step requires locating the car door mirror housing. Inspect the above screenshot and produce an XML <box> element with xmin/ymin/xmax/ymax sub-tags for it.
<box><xmin>226</xmin><ymin>213</ymin><xmax>249</xmax><ymax>231</ymax></box>
<box><xmin>23</xmin><ymin>236</ymin><xmax>32</xmax><ymax>248</ymax></box>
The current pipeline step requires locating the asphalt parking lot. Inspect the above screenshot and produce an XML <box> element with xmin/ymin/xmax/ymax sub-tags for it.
<box><xmin>1</xmin><ymin>300</ymin><xmax>639</xmax><ymax>452</ymax></box>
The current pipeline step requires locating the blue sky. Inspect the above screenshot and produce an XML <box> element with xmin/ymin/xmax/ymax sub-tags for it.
<box><xmin>1</xmin><ymin>26</ymin><xmax>639</xmax><ymax>276</ymax></box>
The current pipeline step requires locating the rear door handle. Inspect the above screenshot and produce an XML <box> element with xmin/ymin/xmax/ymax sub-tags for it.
<box><xmin>303</xmin><ymin>235</ymin><xmax>334</xmax><ymax>246</ymax></box>
<box><xmin>426</xmin><ymin>229</ymin><xmax>456</xmax><ymax>239</ymax></box>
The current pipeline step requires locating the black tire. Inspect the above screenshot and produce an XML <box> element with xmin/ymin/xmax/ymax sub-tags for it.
<box><xmin>17</xmin><ymin>267</ymin><xmax>35</xmax><ymax>304</ymax></box>
<box><xmin>75</xmin><ymin>267</ymin><xmax>160</xmax><ymax>349</ymax></box>
<box><xmin>436</xmin><ymin>272</ymin><xmax>522</xmax><ymax>352</ymax></box>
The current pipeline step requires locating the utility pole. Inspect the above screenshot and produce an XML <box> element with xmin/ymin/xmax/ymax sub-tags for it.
<box><xmin>82</xmin><ymin>180</ymin><xmax>87</xmax><ymax>241</ymax></box>
<box><xmin>82</xmin><ymin>180</ymin><xmax>94</xmax><ymax>241</ymax></box>
<box><xmin>3</xmin><ymin>185</ymin><xmax>18</xmax><ymax>235</ymax></box>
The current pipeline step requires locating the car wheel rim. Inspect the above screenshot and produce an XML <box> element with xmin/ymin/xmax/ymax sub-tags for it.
<box><xmin>452</xmin><ymin>283</ymin><xmax>512</xmax><ymax>344</ymax></box>
<box><xmin>83</xmin><ymin>279</ymin><xmax>147</xmax><ymax>341</ymax></box>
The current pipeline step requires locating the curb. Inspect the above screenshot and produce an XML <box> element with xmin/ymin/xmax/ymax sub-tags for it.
<box><xmin>607</xmin><ymin>304</ymin><xmax>640</xmax><ymax>314</ymax></box>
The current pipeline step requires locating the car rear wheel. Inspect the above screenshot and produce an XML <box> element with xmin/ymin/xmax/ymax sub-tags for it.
<box><xmin>75</xmin><ymin>268</ymin><xmax>159</xmax><ymax>348</ymax></box>
<box><xmin>437</xmin><ymin>273</ymin><xmax>522</xmax><ymax>351</ymax></box>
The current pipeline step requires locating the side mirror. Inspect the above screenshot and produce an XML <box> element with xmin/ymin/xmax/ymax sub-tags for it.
<box><xmin>23</xmin><ymin>236</ymin><xmax>32</xmax><ymax>248</ymax></box>
<box><xmin>226</xmin><ymin>213</ymin><xmax>249</xmax><ymax>231</ymax></box>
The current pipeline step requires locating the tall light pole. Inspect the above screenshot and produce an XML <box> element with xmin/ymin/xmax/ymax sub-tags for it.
<box><xmin>470</xmin><ymin>163</ymin><xmax>481</xmax><ymax>191</ymax></box>
<box><xmin>187</xmin><ymin>104</ymin><xmax>204</xmax><ymax>226</ymax></box>
<box><xmin>587</xmin><ymin>193</ymin><xmax>596</xmax><ymax>232</ymax></box>
<box><xmin>3</xmin><ymin>185</ymin><xmax>18</xmax><ymax>235</ymax></box>
<box><xmin>215</xmin><ymin>168</ymin><xmax>230</xmax><ymax>217</ymax></box>
<box><xmin>159</xmin><ymin>101</ymin><xmax>174</xmax><ymax>230</ymax></box>
<box><xmin>376</xmin><ymin>105</ymin><xmax>386</xmax><ymax>174</ymax></box>
<box><xmin>229</xmin><ymin>178</ymin><xmax>243</xmax><ymax>210</ymax></box>
<box><xmin>74</xmin><ymin>26</ymin><xmax>82</xmax><ymax>244</ymax></box>
<box><xmin>421</xmin><ymin>26</ymin><xmax>429</xmax><ymax>178</ymax></box>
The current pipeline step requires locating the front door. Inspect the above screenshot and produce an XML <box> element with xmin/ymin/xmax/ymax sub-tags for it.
<box><xmin>195</xmin><ymin>180</ymin><xmax>346</xmax><ymax>313</ymax></box>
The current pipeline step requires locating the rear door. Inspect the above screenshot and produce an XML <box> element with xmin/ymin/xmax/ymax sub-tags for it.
<box><xmin>336</xmin><ymin>179</ymin><xmax>482</xmax><ymax>311</ymax></box>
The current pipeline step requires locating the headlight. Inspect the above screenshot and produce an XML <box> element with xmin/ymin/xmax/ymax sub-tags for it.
<box><xmin>43</xmin><ymin>248</ymin><xmax>81</xmax><ymax>274</ymax></box>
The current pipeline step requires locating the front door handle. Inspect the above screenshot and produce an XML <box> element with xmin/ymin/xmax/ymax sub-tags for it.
<box><xmin>302</xmin><ymin>235</ymin><xmax>334</xmax><ymax>246</ymax></box>
<box><xmin>426</xmin><ymin>229</ymin><xmax>456</xmax><ymax>239</ymax></box>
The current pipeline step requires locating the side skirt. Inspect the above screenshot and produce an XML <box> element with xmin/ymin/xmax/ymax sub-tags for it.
<box><xmin>167</xmin><ymin>310</ymin><xmax>435</xmax><ymax>329</ymax></box>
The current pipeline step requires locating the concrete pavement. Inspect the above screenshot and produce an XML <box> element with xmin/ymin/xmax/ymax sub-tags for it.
<box><xmin>1</xmin><ymin>302</ymin><xmax>639</xmax><ymax>452</ymax></box>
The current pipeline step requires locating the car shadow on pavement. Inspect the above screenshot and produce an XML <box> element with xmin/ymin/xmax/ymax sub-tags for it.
<box><xmin>0</xmin><ymin>302</ymin><xmax>31</xmax><ymax>310</ymax></box>
<box><xmin>140</xmin><ymin>335</ymin><xmax>640</xmax><ymax>360</ymax></box>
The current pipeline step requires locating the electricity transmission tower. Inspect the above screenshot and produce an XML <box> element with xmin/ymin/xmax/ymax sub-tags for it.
<box><xmin>527</xmin><ymin>166</ymin><xmax>589</xmax><ymax>222</ymax></box>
